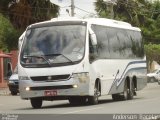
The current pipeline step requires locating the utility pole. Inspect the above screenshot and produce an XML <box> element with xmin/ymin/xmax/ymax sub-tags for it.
<box><xmin>71</xmin><ymin>0</ymin><xmax>75</xmax><ymax>17</ymax></box>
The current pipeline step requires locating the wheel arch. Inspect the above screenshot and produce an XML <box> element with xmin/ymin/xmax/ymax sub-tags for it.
<box><xmin>125</xmin><ymin>76</ymin><xmax>137</xmax><ymax>90</ymax></box>
<box><xmin>95</xmin><ymin>78</ymin><xmax>101</xmax><ymax>95</ymax></box>
<box><xmin>125</xmin><ymin>76</ymin><xmax>130</xmax><ymax>89</ymax></box>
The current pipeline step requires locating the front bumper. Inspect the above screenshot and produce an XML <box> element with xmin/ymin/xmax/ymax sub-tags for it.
<box><xmin>19</xmin><ymin>78</ymin><xmax>91</xmax><ymax>99</ymax></box>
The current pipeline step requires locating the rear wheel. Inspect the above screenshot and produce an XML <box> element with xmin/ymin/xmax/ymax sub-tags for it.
<box><xmin>118</xmin><ymin>81</ymin><xmax>130</xmax><ymax>101</ymax></box>
<box><xmin>30</xmin><ymin>98</ymin><xmax>42</xmax><ymax>109</ymax></box>
<box><xmin>122</xmin><ymin>80</ymin><xmax>135</xmax><ymax>100</ymax></box>
<box><xmin>112</xmin><ymin>80</ymin><xmax>135</xmax><ymax>101</ymax></box>
<box><xmin>122</xmin><ymin>84</ymin><xmax>129</xmax><ymax>100</ymax></box>
<box><xmin>128</xmin><ymin>81</ymin><xmax>134</xmax><ymax>100</ymax></box>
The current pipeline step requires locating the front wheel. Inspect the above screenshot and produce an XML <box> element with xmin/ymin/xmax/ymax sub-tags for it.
<box><xmin>150</xmin><ymin>77</ymin><xmax>155</xmax><ymax>83</ymax></box>
<box><xmin>69</xmin><ymin>97</ymin><xmax>87</xmax><ymax>105</ymax></box>
<box><xmin>30</xmin><ymin>98</ymin><xmax>42</xmax><ymax>109</ymax></box>
<box><xmin>68</xmin><ymin>97</ymin><xmax>78</xmax><ymax>105</ymax></box>
<box><xmin>88</xmin><ymin>83</ymin><xmax>100</xmax><ymax>105</ymax></box>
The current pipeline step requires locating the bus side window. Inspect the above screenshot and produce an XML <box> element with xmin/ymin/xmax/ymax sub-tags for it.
<box><xmin>89</xmin><ymin>37</ymin><xmax>98</xmax><ymax>62</ymax></box>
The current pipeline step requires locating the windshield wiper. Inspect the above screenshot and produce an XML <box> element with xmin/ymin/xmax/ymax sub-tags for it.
<box><xmin>24</xmin><ymin>55</ymin><xmax>51</xmax><ymax>66</ymax></box>
<box><xmin>44</xmin><ymin>53</ymin><xmax>74</xmax><ymax>63</ymax></box>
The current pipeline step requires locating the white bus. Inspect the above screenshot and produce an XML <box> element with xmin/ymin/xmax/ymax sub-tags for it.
<box><xmin>18</xmin><ymin>18</ymin><xmax>147</xmax><ymax>108</ymax></box>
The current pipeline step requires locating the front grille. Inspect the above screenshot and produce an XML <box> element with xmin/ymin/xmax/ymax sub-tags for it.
<box><xmin>30</xmin><ymin>85</ymin><xmax>73</xmax><ymax>90</ymax></box>
<box><xmin>30</xmin><ymin>74</ymin><xmax>70</xmax><ymax>82</ymax></box>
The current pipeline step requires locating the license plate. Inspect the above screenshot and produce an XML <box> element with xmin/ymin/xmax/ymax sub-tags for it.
<box><xmin>44</xmin><ymin>90</ymin><xmax>57</xmax><ymax>96</ymax></box>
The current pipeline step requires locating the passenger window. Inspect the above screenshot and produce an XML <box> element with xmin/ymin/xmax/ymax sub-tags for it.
<box><xmin>91</xmin><ymin>24</ymin><xmax>144</xmax><ymax>59</ymax></box>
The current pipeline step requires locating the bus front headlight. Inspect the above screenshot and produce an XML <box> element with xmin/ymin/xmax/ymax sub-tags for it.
<box><xmin>26</xmin><ymin>87</ymin><xmax>30</xmax><ymax>91</ymax></box>
<box><xmin>72</xmin><ymin>72</ymin><xmax>90</xmax><ymax>83</ymax></box>
<box><xmin>19</xmin><ymin>76</ymin><xmax>30</xmax><ymax>80</ymax></box>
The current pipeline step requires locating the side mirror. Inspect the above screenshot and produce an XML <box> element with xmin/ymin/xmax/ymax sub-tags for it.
<box><xmin>89</xmin><ymin>28</ymin><xmax>97</xmax><ymax>46</ymax></box>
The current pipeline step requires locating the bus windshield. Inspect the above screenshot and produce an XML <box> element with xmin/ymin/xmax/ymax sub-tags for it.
<box><xmin>20</xmin><ymin>22</ymin><xmax>86</xmax><ymax>67</ymax></box>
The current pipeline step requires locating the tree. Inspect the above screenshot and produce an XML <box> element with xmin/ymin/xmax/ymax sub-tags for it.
<box><xmin>0</xmin><ymin>0</ymin><xmax>59</xmax><ymax>52</ymax></box>
<box><xmin>0</xmin><ymin>0</ymin><xmax>11</xmax><ymax>16</ymax></box>
<box><xmin>144</xmin><ymin>0</ymin><xmax>160</xmax><ymax>43</ymax></box>
<box><xmin>145</xmin><ymin>44</ymin><xmax>160</xmax><ymax>70</ymax></box>
<box><xmin>0</xmin><ymin>14</ymin><xmax>19</xmax><ymax>52</ymax></box>
<box><xmin>95</xmin><ymin>0</ymin><xmax>109</xmax><ymax>18</ymax></box>
<box><xmin>95</xmin><ymin>0</ymin><xmax>148</xmax><ymax>26</ymax></box>
<box><xmin>9</xmin><ymin>0</ymin><xmax>59</xmax><ymax>30</ymax></box>
<box><xmin>0</xmin><ymin>0</ymin><xmax>59</xmax><ymax>30</ymax></box>
<box><xmin>94</xmin><ymin>0</ymin><xmax>160</xmax><ymax>44</ymax></box>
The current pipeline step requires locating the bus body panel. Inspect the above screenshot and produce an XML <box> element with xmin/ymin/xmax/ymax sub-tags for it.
<box><xmin>91</xmin><ymin>59</ymin><xmax>147</xmax><ymax>95</ymax></box>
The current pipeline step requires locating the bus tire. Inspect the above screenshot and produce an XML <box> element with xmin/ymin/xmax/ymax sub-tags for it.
<box><xmin>88</xmin><ymin>83</ymin><xmax>99</xmax><ymax>105</ymax></box>
<box><xmin>68</xmin><ymin>97</ymin><xmax>78</xmax><ymax>105</ymax></box>
<box><xmin>121</xmin><ymin>82</ymin><xmax>129</xmax><ymax>100</ymax></box>
<box><xmin>80</xmin><ymin>97</ymin><xmax>87</xmax><ymax>105</ymax></box>
<box><xmin>30</xmin><ymin>98</ymin><xmax>42</xmax><ymax>109</ymax></box>
<box><xmin>128</xmin><ymin>81</ymin><xmax>134</xmax><ymax>100</ymax></box>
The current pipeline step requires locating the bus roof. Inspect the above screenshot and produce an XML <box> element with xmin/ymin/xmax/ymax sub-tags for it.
<box><xmin>29</xmin><ymin>17</ymin><xmax>141</xmax><ymax>31</ymax></box>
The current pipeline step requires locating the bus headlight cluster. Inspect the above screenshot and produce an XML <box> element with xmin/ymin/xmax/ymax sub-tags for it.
<box><xmin>19</xmin><ymin>76</ymin><xmax>30</xmax><ymax>80</ymax></box>
<box><xmin>72</xmin><ymin>72</ymin><xmax>90</xmax><ymax>83</ymax></box>
<box><xmin>25</xmin><ymin>87</ymin><xmax>30</xmax><ymax>91</ymax></box>
<box><xmin>72</xmin><ymin>84</ymin><xmax>78</xmax><ymax>88</ymax></box>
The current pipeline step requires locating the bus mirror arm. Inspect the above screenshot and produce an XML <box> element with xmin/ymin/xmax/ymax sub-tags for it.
<box><xmin>89</xmin><ymin>28</ymin><xmax>97</xmax><ymax>46</ymax></box>
<box><xmin>90</xmin><ymin>34</ymin><xmax>97</xmax><ymax>46</ymax></box>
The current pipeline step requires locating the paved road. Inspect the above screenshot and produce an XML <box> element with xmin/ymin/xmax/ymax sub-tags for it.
<box><xmin>0</xmin><ymin>83</ymin><xmax>160</xmax><ymax>115</ymax></box>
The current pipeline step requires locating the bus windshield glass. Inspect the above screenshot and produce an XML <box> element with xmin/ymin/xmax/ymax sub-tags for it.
<box><xmin>20</xmin><ymin>22</ymin><xmax>86</xmax><ymax>67</ymax></box>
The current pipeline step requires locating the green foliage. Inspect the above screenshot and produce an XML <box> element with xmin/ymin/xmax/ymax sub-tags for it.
<box><xmin>0</xmin><ymin>14</ymin><xmax>19</xmax><ymax>52</ymax></box>
<box><xmin>0</xmin><ymin>0</ymin><xmax>12</xmax><ymax>14</ymax></box>
<box><xmin>9</xmin><ymin>0</ymin><xmax>59</xmax><ymax>30</ymax></box>
<box><xmin>145</xmin><ymin>44</ymin><xmax>160</xmax><ymax>66</ymax></box>
<box><xmin>0</xmin><ymin>0</ymin><xmax>59</xmax><ymax>52</ymax></box>
<box><xmin>0</xmin><ymin>0</ymin><xmax>59</xmax><ymax>30</ymax></box>
<box><xmin>95</xmin><ymin>0</ymin><xmax>160</xmax><ymax>44</ymax></box>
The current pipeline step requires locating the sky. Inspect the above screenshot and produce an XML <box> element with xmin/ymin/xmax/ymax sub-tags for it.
<box><xmin>50</xmin><ymin>0</ymin><xmax>97</xmax><ymax>18</ymax></box>
<box><xmin>50</xmin><ymin>0</ymin><xmax>158</xmax><ymax>18</ymax></box>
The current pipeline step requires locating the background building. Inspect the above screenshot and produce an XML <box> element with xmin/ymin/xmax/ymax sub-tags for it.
<box><xmin>0</xmin><ymin>50</ymin><xmax>18</xmax><ymax>88</ymax></box>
